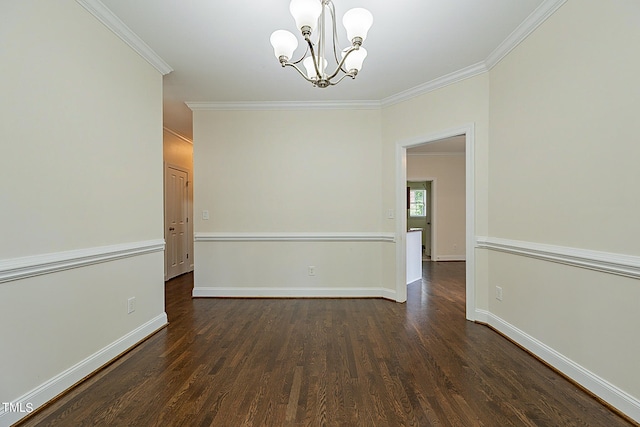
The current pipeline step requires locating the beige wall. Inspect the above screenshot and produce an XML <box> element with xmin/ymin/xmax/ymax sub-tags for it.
<box><xmin>193</xmin><ymin>109</ymin><xmax>387</xmax><ymax>294</ymax></box>
<box><xmin>1</xmin><ymin>2</ymin><xmax>162</xmax><ymax>258</ymax></box>
<box><xmin>488</xmin><ymin>0</ymin><xmax>640</xmax><ymax>406</ymax></box>
<box><xmin>489</xmin><ymin>1</ymin><xmax>640</xmax><ymax>253</ymax></box>
<box><xmin>194</xmin><ymin>109</ymin><xmax>382</xmax><ymax>232</ymax></box>
<box><xmin>0</xmin><ymin>1</ymin><xmax>165</xmax><ymax>422</ymax></box>
<box><xmin>407</xmin><ymin>155</ymin><xmax>466</xmax><ymax>260</ymax></box>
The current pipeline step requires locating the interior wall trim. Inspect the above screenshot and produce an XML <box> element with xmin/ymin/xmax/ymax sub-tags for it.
<box><xmin>475</xmin><ymin>309</ymin><xmax>640</xmax><ymax>423</ymax></box>
<box><xmin>75</xmin><ymin>0</ymin><xmax>173</xmax><ymax>75</ymax></box>
<box><xmin>380</xmin><ymin>62</ymin><xmax>488</xmax><ymax>108</ymax></box>
<box><xmin>0</xmin><ymin>313</ymin><xmax>168</xmax><ymax>427</ymax></box>
<box><xmin>476</xmin><ymin>236</ymin><xmax>640</xmax><ymax>280</ymax></box>
<box><xmin>193</xmin><ymin>286</ymin><xmax>396</xmax><ymax>300</ymax></box>
<box><xmin>163</xmin><ymin>127</ymin><xmax>193</xmax><ymax>144</ymax></box>
<box><xmin>0</xmin><ymin>240</ymin><xmax>165</xmax><ymax>284</ymax></box>
<box><xmin>194</xmin><ymin>232</ymin><xmax>396</xmax><ymax>243</ymax></box>
<box><xmin>186</xmin><ymin>100</ymin><xmax>381</xmax><ymax>111</ymax></box>
<box><xmin>433</xmin><ymin>255</ymin><xmax>466</xmax><ymax>262</ymax></box>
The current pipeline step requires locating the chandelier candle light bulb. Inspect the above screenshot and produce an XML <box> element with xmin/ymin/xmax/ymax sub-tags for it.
<box><xmin>342</xmin><ymin>8</ymin><xmax>373</xmax><ymax>44</ymax></box>
<box><xmin>270</xmin><ymin>0</ymin><xmax>373</xmax><ymax>88</ymax></box>
<box><xmin>270</xmin><ymin>30</ymin><xmax>299</xmax><ymax>62</ymax></box>
<box><xmin>304</xmin><ymin>56</ymin><xmax>328</xmax><ymax>79</ymax></box>
<box><xmin>342</xmin><ymin>46</ymin><xmax>367</xmax><ymax>74</ymax></box>
<box><xmin>289</xmin><ymin>0</ymin><xmax>322</xmax><ymax>33</ymax></box>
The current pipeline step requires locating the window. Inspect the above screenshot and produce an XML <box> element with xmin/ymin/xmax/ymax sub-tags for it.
<box><xmin>409</xmin><ymin>189</ymin><xmax>426</xmax><ymax>217</ymax></box>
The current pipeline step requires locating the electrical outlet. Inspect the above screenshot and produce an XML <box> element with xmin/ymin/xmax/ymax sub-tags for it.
<box><xmin>308</xmin><ymin>266</ymin><xmax>316</xmax><ymax>276</ymax></box>
<box><xmin>495</xmin><ymin>286</ymin><xmax>503</xmax><ymax>301</ymax></box>
<box><xmin>202</xmin><ymin>210</ymin><xmax>209</xmax><ymax>220</ymax></box>
<box><xmin>127</xmin><ymin>297</ymin><xmax>136</xmax><ymax>314</ymax></box>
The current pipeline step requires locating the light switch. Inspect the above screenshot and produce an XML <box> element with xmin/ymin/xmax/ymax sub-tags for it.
<box><xmin>202</xmin><ymin>210</ymin><xmax>209</xmax><ymax>220</ymax></box>
<box><xmin>387</xmin><ymin>209</ymin><xmax>395</xmax><ymax>219</ymax></box>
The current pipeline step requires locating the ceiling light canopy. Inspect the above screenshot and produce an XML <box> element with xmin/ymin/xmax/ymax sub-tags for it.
<box><xmin>270</xmin><ymin>0</ymin><xmax>373</xmax><ymax>88</ymax></box>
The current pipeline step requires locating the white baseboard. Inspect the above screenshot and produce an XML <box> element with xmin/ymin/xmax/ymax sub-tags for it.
<box><xmin>193</xmin><ymin>286</ymin><xmax>397</xmax><ymax>300</ymax></box>
<box><xmin>475</xmin><ymin>309</ymin><xmax>640</xmax><ymax>423</ymax></box>
<box><xmin>0</xmin><ymin>313</ymin><xmax>168</xmax><ymax>426</ymax></box>
<box><xmin>406</xmin><ymin>276</ymin><xmax>422</xmax><ymax>285</ymax></box>
<box><xmin>433</xmin><ymin>255</ymin><xmax>466</xmax><ymax>261</ymax></box>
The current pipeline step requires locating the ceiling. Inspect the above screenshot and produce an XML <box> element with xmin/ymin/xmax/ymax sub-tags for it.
<box><xmin>99</xmin><ymin>0</ymin><xmax>548</xmax><ymax>140</ymax></box>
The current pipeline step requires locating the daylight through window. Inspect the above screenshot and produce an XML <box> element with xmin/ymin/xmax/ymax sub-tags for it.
<box><xmin>409</xmin><ymin>189</ymin><xmax>426</xmax><ymax>217</ymax></box>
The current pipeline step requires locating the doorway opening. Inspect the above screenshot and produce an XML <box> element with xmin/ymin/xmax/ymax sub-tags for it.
<box><xmin>164</xmin><ymin>163</ymin><xmax>193</xmax><ymax>281</ymax></box>
<box><xmin>406</xmin><ymin>180</ymin><xmax>434</xmax><ymax>261</ymax></box>
<box><xmin>395</xmin><ymin>124</ymin><xmax>475</xmax><ymax>320</ymax></box>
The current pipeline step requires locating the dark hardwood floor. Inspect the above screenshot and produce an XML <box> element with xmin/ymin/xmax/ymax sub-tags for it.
<box><xmin>18</xmin><ymin>263</ymin><xmax>635</xmax><ymax>426</ymax></box>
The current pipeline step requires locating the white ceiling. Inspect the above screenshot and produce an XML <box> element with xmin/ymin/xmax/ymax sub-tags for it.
<box><xmin>98</xmin><ymin>0</ymin><xmax>549</xmax><ymax>139</ymax></box>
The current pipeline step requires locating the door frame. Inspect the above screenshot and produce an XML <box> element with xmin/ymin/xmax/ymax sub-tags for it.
<box><xmin>395</xmin><ymin>123</ymin><xmax>475</xmax><ymax>321</ymax></box>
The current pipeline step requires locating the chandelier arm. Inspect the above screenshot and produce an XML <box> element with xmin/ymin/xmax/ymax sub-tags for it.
<box><xmin>291</xmin><ymin>45</ymin><xmax>310</xmax><ymax>65</ymax></box>
<box><xmin>304</xmin><ymin>35</ymin><xmax>322</xmax><ymax>79</ymax></box>
<box><xmin>326</xmin><ymin>46</ymin><xmax>357</xmax><ymax>81</ymax></box>
<box><xmin>328</xmin><ymin>2</ymin><xmax>348</xmax><ymax>74</ymax></box>
<box><xmin>328</xmin><ymin>72</ymin><xmax>356</xmax><ymax>86</ymax></box>
<box><xmin>283</xmin><ymin>62</ymin><xmax>316</xmax><ymax>83</ymax></box>
<box><xmin>329</xmin><ymin>3</ymin><xmax>339</xmax><ymax>63</ymax></box>
<box><xmin>319</xmin><ymin>1</ymin><xmax>326</xmax><ymax>79</ymax></box>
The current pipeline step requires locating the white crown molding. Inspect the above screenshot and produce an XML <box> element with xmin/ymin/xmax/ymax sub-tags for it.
<box><xmin>476</xmin><ymin>236</ymin><xmax>640</xmax><ymax>279</ymax></box>
<box><xmin>0</xmin><ymin>313</ymin><xmax>167</xmax><ymax>426</ymax></box>
<box><xmin>186</xmin><ymin>100</ymin><xmax>381</xmax><ymax>111</ymax></box>
<box><xmin>0</xmin><ymin>240</ymin><xmax>165</xmax><ymax>284</ymax></box>
<box><xmin>194</xmin><ymin>232</ymin><xmax>395</xmax><ymax>243</ymax></box>
<box><xmin>380</xmin><ymin>62</ymin><xmax>489</xmax><ymax>108</ymax></box>
<box><xmin>476</xmin><ymin>309</ymin><xmax>640</xmax><ymax>423</ymax></box>
<box><xmin>188</xmin><ymin>62</ymin><xmax>488</xmax><ymax>112</ymax></box>
<box><xmin>485</xmin><ymin>0</ymin><xmax>567</xmax><ymax>69</ymax></box>
<box><xmin>163</xmin><ymin>127</ymin><xmax>193</xmax><ymax>144</ymax></box>
<box><xmin>193</xmin><ymin>286</ymin><xmax>396</xmax><ymax>300</ymax></box>
<box><xmin>75</xmin><ymin>0</ymin><xmax>173</xmax><ymax>75</ymax></box>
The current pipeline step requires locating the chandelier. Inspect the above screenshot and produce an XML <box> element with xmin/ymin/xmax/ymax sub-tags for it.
<box><xmin>270</xmin><ymin>0</ymin><xmax>373</xmax><ymax>88</ymax></box>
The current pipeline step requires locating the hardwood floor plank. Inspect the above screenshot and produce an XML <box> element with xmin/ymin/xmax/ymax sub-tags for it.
<box><xmin>15</xmin><ymin>265</ymin><xmax>637</xmax><ymax>427</ymax></box>
<box><xmin>284</xmin><ymin>366</ymin><xmax>303</xmax><ymax>424</ymax></box>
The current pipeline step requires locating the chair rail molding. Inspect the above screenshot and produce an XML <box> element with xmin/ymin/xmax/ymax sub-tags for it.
<box><xmin>0</xmin><ymin>239</ymin><xmax>165</xmax><ymax>284</ymax></box>
<box><xmin>194</xmin><ymin>232</ymin><xmax>395</xmax><ymax>243</ymax></box>
<box><xmin>476</xmin><ymin>236</ymin><xmax>640</xmax><ymax>279</ymax></box>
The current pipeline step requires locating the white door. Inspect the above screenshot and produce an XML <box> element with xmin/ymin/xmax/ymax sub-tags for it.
<box><xmin>165</xmin><ymin>166</ymin><xmax>190</xmax><ymax>280</ymax></box>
